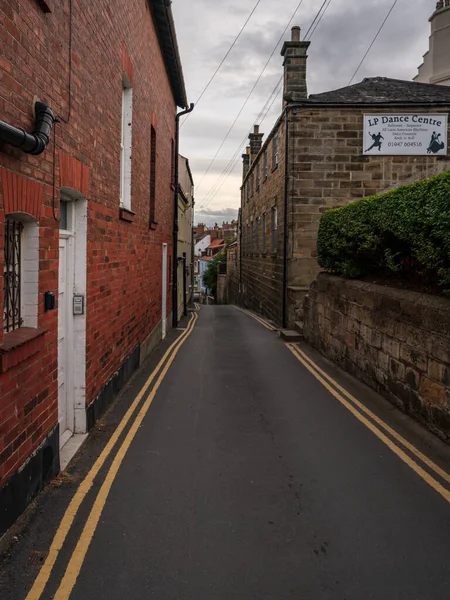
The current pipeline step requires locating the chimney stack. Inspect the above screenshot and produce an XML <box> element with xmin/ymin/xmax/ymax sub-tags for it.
<box><xmin>242</xmin><ymin>145</ymin><xmax>251</xmax><ymax>180</ymax></box>
<box><xmin>248</xmin><ymin>125</ymin><xmax>264</xmax><ymax>164</ymax></box>
<box><xmin>281</xmin><ymin>26</ymin><xmax>310</xmax><ymax>104</ymax></box>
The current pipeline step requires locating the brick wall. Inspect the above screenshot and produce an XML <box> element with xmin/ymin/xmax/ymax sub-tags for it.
<box><xmin>0</xmin><ymin>0</ymin><xmax>178</xmax><ymax>498</ymax></box>
<box><xmin>304</xmin><ymin>274</ymin><xmax>450</xmax><ymax>441</ymax></box>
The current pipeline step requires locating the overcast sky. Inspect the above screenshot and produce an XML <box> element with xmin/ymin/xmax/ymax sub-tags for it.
<box><xmin>171</xmin><ymin>0</ymin><xmax>434</xmax><ymax>226</ymax></box>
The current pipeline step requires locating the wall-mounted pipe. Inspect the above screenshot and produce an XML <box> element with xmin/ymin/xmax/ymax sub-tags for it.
<box><xmin>0</xmin><ymin>102</ymin><xmax>55</xmax><ymax>155</ymax></box>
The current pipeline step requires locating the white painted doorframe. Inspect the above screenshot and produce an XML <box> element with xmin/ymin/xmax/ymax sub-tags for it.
<box><xmin>58</xmin><ymin>227</ymin><xmax>75</xmax><ymax>447</ymax></box>
<box><xmin>162</xmin><ymin>243</ymin><xmax>168</xmax><ymax>339</ymax></box>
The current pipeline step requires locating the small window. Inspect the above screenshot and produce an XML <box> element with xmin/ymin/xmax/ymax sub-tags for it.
<box><xmin>150</xmin><ymin>125</ymin><xmax>157</xmax><ymax>225</ymax></box>
<box><xmin>250</xmin><ymin>173</ymin><xmax>254</xmax><ymax>197</ymax></box>
<box><xmin>262</xmin><ymin>213</ymin><xmax>266</xmax><ymax>253</ymax></box>
<box><xmin>271</xmin><ymin>206</ymin><xmax>277</xmax><ymax>253</ymax></box>
<box><xmin>120</xmin><ymin>73</ymin><xmax>133</xmax><ymax>210</ymax></box>
<box><xmin>272</xmin><ymin>133</ymin><xmax>278</xmax><ymax>170</ymax></box>
<box><xmin>3</xmin><ymin>219</ymin><xmax>23</xmax><ymax>333</ymax></box>
<box><xmin>256</xmin><ymin>163</ymin><xmax>260</xmax><ymax>191</ymax></box>
<box><xmin>263</xmin><ymin>149</ymin><xmax>268</xmax><ymax>181</ymax></box>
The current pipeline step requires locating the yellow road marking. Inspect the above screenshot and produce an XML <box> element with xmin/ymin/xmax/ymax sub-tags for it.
<box><xmin>234</xmin><ymin>305</ymin><xmax>276</xmax><ymax>331</ymax></box>
<box><xmin>53</xmin><ymin>310</ymin><xmax>198</xmax><ymax>599</ymax></box>
<box><xmin>286</xmin><ymin>343</ymin><xmax>450</xmax><ymax>504</ymax></box>
<box><xmin>26</xmin><ymin>313</ymin><xmax>197</xmax><ymax>600</ymax></box>
<box><xmin>290</xmin><ymin>344</ymin><xmax>450</xmax><ymax>486</ymax></box>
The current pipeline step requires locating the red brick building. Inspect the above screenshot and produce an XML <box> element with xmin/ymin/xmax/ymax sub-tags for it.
<box><xmin>0</xmin><ymin>0</ymin><xmax>188</xmax><ymax>535</ymax></box>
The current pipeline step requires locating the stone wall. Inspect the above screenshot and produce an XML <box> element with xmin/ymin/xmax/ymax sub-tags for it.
<box><xmin>304</xmin><ymin>274</ymin><xmax>450</xmax><ymax>440</ymax></box>
<box><xmin>241</xmin><ymin>118</ymin><xmax>286</xmax><ymax>325</ymax></box>
<box><xmin>226</xmin><ymin>244</ymin><xmax>239</xmax><ymax>305</ymax></box>
<box><xmin>216</xmin><ymin>275</ymin><xmax>227</xmax><ymax>305</ymax></box>
<box><xmin>289</xmin><ymin>107</ymin><xmax>450</xmax><ymax>292</ymax></box>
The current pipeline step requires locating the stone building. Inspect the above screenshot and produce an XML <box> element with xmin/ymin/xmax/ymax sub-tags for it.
<box><xmin>240</xmin><ymin>26</ymin><xmax>450</xmax><ymax>329</ymax></box>
<box><xmin>0</xmin><ymin>0</ymin><xmax>187</xmax><ymax>536</ymax></box>
<box><xmin>415</xmin><ymin>0</ymin><xmax>450</xmax><ymax>86</ymax></box>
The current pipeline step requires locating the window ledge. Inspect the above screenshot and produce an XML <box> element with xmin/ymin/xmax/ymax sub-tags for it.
<box><xmin>149</xmin><ymin>220</ymin><xmax>158</xmax><ymax>230</ymax></box>
<box><xmin>119</xmin><ymin>207</ymin><xmax>136</xmax><ymax>222</ymax></box>
<box><xmin>0</xmin><ymin>327</ymin><xmax>47</xmax><ymax>373</ymax></box>
<box><xmin>272</xmin><ymin>164</ymin><xmax>278</xmax><ymax>173</ymax></box>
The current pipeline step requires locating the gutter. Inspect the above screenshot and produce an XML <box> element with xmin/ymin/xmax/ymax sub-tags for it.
<box><xmin>0</xmin><ymin>102</ymin><xmax>55</xmax><ymax>155</ymax></box>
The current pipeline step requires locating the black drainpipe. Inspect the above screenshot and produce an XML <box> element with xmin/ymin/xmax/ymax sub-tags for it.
<box><xmin>0</xmin><ymin>101</ymin><xmax>55</xmax><ymax>155</ymax></box>
<box><xmin>182</xmin><ymin>252</ymin><xmax>187</xmax><ymax>316</ymax></box>
<box><xmin>173</xmin><ymin>103</ymin><xmax>194</xmax><ymax>328</ymax></box>
<box><xmin>282</xmin><ymin>105</ymin><xmax>290</xmax><ymax>329</ymax></box>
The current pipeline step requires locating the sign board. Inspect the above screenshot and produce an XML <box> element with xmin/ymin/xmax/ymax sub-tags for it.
<box><xmin>363</xmin><ymin>114</ymin><xmax>448</xmax><ymax>156</ymax></box>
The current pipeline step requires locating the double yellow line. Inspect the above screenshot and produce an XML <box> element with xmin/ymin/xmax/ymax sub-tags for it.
<box><xmin>234</xmin><ymin>304</ymin><xmax>450</xmax><ymax>505</ymax></box>
<box><xmin>234</xmin><ymin>306</ymin><xmax>276</xmax><ymax>331</ymax></box>
<box><xmin>26</xmin><ymin>312</ymin><xmax>198</xmax><ymax>600</ymax></box>
<box><xmin>286</xmin><ymin>343</ymin><xmax>450</xmax><ymax>504</ymax></box>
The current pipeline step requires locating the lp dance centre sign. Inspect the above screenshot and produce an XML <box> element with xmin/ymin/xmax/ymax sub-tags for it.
<box><xmin>363</xmin><ymin>114</ymin><xmax>448</xmax><ymax>156</ymax></box>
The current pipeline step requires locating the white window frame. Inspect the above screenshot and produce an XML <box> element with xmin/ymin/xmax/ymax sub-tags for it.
<box><xmin>120</xmin><ymin>73</ymin><xmax>133</xmax><ymax>210</ymax></box>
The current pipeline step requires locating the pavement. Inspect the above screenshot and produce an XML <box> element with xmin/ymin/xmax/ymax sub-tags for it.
<box><xmin>1</xmin><ymin>304</ymin><xmax>450</xmax><ymax>599</ymax></box>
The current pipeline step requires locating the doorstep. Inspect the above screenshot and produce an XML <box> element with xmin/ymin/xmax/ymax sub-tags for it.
<box><xmin>60</xmin><ymin>433</ymin><xmax>89</xmax><ymax>471</ymax></box>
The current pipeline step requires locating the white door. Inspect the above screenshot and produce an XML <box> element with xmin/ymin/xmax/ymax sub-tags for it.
<box><xmin>162</xmin><ymin>243</ymin><xmax>168</xmax><ymax>339</ymax></box>
<box><xmin>58</xmin><ymin>233</ymin><xmax>74</xmax><ymax>448</ymax></box>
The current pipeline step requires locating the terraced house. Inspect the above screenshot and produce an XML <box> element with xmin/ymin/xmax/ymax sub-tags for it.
<box><xmin>0</xmin><ymin>0</ymin><xmax>188</xmax><ymax>536</ymax></box>
<box><xmin>240</xmin><ymin>25</ymin><xmax>450</xmax><ymax>330</ymax></box>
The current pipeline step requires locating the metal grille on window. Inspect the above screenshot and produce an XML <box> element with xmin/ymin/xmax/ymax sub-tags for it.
<box><xmin>3</xmin><ymin>219</ymin><xmax>23</xmax><ymax>333</ymax></box>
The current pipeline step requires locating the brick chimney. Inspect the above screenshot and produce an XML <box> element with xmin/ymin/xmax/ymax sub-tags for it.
<box><xmin>242</xmin><ymin>145</ymin><xmax>251</xmax><ymax>180</ymax></box>
<box><xmin>281</xmin><ymin>26</ymin><xmax>310</xmax><ymax>103</ymax></box>
<box><xmin>248</xmin><ymin>125</ymin><xmax>264</xmax><ymax>164</ymax></box>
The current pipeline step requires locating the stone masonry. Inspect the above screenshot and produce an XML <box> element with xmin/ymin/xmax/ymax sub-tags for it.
<box><xmin>304</xmin><ymin>274</ymin><xmax>450</xmax><ymax>441</ymax></box>
<box><xmin>240</xmin><ymin>27</ymin><xmax>450</xmax><ymax>328</ymax></box>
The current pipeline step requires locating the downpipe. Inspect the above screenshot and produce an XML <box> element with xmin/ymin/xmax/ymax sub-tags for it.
<box><xmin>0</xmin><ymin>101</ymin><xmax>55</xmax><ymax>155</ymax></box>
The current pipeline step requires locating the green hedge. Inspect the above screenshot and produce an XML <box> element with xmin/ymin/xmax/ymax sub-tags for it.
<box><xmin>317</xmin><ymin>171</ymin><xmax>450</xmax><ymax>290</ymax></box>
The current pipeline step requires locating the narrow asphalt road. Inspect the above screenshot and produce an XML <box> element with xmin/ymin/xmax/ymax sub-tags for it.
<box><xmin>3</xmin><ymin>305</ymin><xmax>450</xmax><ymax>599</ymax></box>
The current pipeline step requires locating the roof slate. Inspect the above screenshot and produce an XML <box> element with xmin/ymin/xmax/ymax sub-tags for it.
<box><xmin>306</xmin><ymin>77</ymin><xmax>450</xmax><ymax>105</ymax></box>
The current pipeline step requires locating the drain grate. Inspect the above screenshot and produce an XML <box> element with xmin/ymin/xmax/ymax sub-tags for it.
<box><xmin>28</xmin><ymin>550</ymin><xmax>48</xmax><ymax>565</ymax></box>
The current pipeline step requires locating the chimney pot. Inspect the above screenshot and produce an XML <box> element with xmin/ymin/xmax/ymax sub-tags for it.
<box><xmin>291</xmin><ymin>26</ymin><xmax>301</xmax><ymax>42</ymax></box>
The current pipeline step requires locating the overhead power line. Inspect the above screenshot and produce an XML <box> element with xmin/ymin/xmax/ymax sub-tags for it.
<box><xmin>348</xmin><ymin>0</ymin><xmax>400</xmax><ymax>86</ymax></box>
<box><xmin>198</xmin><ymin>75</ymin><xmax>284</xmax><ymax>211</ymax></box>
<box><xmin>195</xmin><ymin>0</ymin><xmax>306</xmax><ymax>193</ymax></box>
<box><xmin>304</xmin><ymin>0</ymin><xmax>329</xmax><ymax>39</ymax></box>
<box><xmin>181</xmin><ymin>0</ymin><xmax>263</xmax><ymax>127</ymax></box>
<box><xmin>197</xmin><ymin>0</ymin><xmax>336</xmax><ymax>211</ymax></box>
<box><xmin>306</xmin><ymin>0</ymin><xmax>333</xmax><ymax>40</ymax></box>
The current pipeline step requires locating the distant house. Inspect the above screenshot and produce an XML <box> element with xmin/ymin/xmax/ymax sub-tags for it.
<box><xmin>195</xmin><ymin>234</ymin><xmax>211</xmax><ymax>257</ymax></box>
<box><xmin>206</xmin><ymin>238</ymin><xmax>225</xmax><ymax>257</ymax></box>
<box><xmin>197</xmin><ymin>256</ymin><xmax>214</xmax><ymax>294</ymax></box>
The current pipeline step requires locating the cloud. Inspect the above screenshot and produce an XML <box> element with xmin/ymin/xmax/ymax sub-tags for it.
<box><xmin>172</xmin><ymin>0</ymin><xmax>433</xmax><ymax>224</ymax></box>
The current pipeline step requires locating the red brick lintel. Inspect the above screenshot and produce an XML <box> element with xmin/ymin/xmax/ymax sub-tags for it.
<box><xmin>0</xmin><ymin>327</ymin><xmax>47</xmax><ymax>373</ymax></box>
